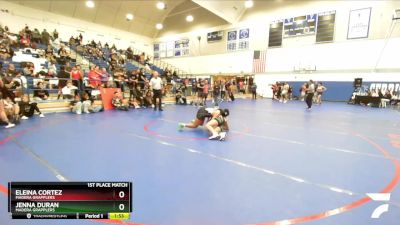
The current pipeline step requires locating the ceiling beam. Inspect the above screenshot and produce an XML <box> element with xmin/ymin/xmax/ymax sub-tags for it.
<box><xmin>191</xmin><ymin>0</ymin><xmax>235</xmax><ymax>24</ymax></box>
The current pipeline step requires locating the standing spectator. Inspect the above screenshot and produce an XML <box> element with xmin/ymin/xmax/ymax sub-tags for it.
<box><xmin>70</xmin><ymin>66</ymin><xmax>82</xmax><ymax>88</ymax></box>
<box><xmin>300</xmin><ymin>83</ymin><xmax>307</xmax><ymax>101</ymax></box>
<box><xmin>202</xmin><ymin>79</ymin><xmax>209</xmax><ymax>105</ymax></box>
<box><xmin>251</xmin><ymin>82</ymin><xmax>257</xmax><ymax>100</ymax></box>
<box><xmin>41</xmin><ymin>29</ymin><xmax>50</xmax><ymax>45</ymax></box>
<box><xmin>212</xmin><ymin>81</ymin><xmax>221</xmax><ymax>106</ymax></box>
<box><xmin>53</xmin><ymin>29</ymin><xmax>59</xmax><ymax>40</ymax></box>
<box><xmin>57</xmin><ymin>66</ymin><xmax>70</xmax><ymax>99</ymax></box>
<box><xmin>315</xmin><ymin>82</ymin><xmax>327</xmax><ymax>105</ymax></box>
<box><xmin>305</xmin><ymin>80</ymin><xmax>315</xmax><ymax>110</ymax></box>
<box><xmin>280</xmin><ymin>82</ymin><xmax>289</xmax><ymax>103</ymax></box>
<box><xmin>19</xmin><ymin>95</ymin><xmax>45</xmax><ymax>119</ymax></box>
<box><xmin>88</xmin><ymin>66</ymin><xmax>101</xmax><ymax>88</ymax></box>
<box><xmin>149</xmin><ymin>71</ymin><xmax>163</xmax><ymax>111</ymax></box>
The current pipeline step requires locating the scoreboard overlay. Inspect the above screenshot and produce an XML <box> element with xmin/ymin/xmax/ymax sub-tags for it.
<box><xmin>8</xmin><ymin>182</ymin><xmax>132</xmax><ymax>220</ymax></box>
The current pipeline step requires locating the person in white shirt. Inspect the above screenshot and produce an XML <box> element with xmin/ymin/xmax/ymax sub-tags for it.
<box><xmin>62</xmin><ymin>81</ymin><xmax>78</xmax><ymax>99</ymax></box>
<box><xmin>149</xmin><ymin>71</ymin><xmax>163</xmax><ymax>111</ymax></box>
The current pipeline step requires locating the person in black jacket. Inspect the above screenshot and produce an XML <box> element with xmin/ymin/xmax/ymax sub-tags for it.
<box><xmin>19</xmin><ymin>95</ymin><xmax>45</xmax><ymax>119</ymax></box>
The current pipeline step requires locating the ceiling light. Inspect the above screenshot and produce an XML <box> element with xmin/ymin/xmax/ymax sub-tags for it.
<box><xmin>186</xmin><ymin>15</ymin><xmax>194</xmax><ymax>22</ymax></box>
<box><xmin>244</xmin><ymin>0</ymin><xmax>254</xmax><ymax>8</ymax></box>
<box><xmin>126</xmin><ymin>13</ymin><xmax>134</xmax><ymax>21</ymax></box>
<box><xmin>156</xmin><ymin>23</ymin><xmax>163</xmax><ymax>30</ymax></box>
<box><xmin>156</xmin><ymin>2</ymin><xmax>166</xmax><ymax>10</ymax></box>
<box><xmin>86</xmin><ymin>0</ymin><xmax>95</xmax><ymax>8</ymax></box>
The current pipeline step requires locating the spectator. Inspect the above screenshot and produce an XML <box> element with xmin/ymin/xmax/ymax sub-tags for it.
<box><xmin>82</xmin><ymin>92</ymin><xmax>103</xmax><ymax>113</ymax></box>
<box><xmin>251</xmin><ymin>82</ymin><xmax>257</xmax><ymax>100</ymax></box>
<box><xmin>175</xmin><ymin>90</ymin><xmax>187</xmax><ymax>105</ymax></box>
<box><xmin>70</xmin><ymin>95</ymin><xmax>89</xmax><ymax>114</ymax></box>
<box><xmin>57</xmin><ymin>66</ymin><xmax>70</xmax><ymax>99</ymax></box>
<box><xmin>315</xmin><ymin>82</ymin><xmax>327</xmax><ymax>105</ymax></box>
<box><xmin>305</xmin><ymin>80</ymin><xmax>315</xmax><ymax>110</ymax></box>
<box><xmin>88</xmin><ymin>66</ymin><xmax>101</xmax><ymax>88</ymax></box>
<box><xmin>300</xmin><ymin>83</ymin><xmax>307</xmax><ymax>101</ymax></box>
<box><xmin>70</xmin><ymin>66</ymin><xmax>82</xmax><ymax>88</ymax></box>
<box><xmin>19</xmin><ymin>95</ymin><xmax>45</xmax><ymax>119</ymax></box>
<box><xmin>1</xmin><ymin>96</ymin><xmax>20</xmax><ymax>125</ymax></box>
<box><xmin>112</xmin><ymin>91</ymin><xmax>129</xmax><ymax>111</ymax></box>
<box><xmin>280</xmin><ymin>82</ymin><xmax>289</xmax><ymax>103</ymax></box>
<box><xmin>33</xmin><ymin>82</ymin><xmax>49</xmax><ymax>100</ymax></box>
<box><xmin>61</xmin><ymin>80</ymin><xmax>78</xmax><ymax>99</ymax></box>
<box><xmin>53</xmin><ymin>29</ymin><xmax>59</xmax><ymax>40</ymax></box>
<box><xmin>0</xmin><ymin>93</ymin><xmax>16</xmax><ymax>128</ymax></box>
<box><xmin>31</xmin><ymin>28</ymin><xmax>41</xmax><ymax>44</ymax></box>
<box><xmin>41</xmin><ymin>29</ymin><xmax>50</xmax><ymax>45</ymax></box>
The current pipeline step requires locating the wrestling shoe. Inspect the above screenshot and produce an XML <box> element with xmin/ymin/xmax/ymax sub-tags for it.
<box><xmin>5</xmin><ymin>123</ymin><xmax>15</xmax><ymax>129</ymax></box>
<box><xmin>219</xmin><ymin>132</ymin><xmax>227</xmax><ymax>141</ymax></box>
<box><xmin>209</xmin><ymin>134</ymin><xmax>220</xmax><ymax>140</ymax></box>
<box><xmin>21</xmin><ymin>116</ymin><xmax>29</xmax><ymax>120</ymax></box>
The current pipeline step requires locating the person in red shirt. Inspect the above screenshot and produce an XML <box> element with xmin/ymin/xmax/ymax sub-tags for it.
<box><xmin>20</xmin><ymin>34</ymin><xmax>30</xmax><ymax>48</ymax></box>
<box><xmin>88</xmin><ymin>66</ymin><xmax>101</xmax><ymax>88</ymax></box>
<box><xmin>70</xmin><ymin>66</ymin><xmax>82</xmax><ymax>88</ymax></box>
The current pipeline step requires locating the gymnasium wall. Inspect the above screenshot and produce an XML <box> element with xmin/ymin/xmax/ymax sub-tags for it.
<box><xmin>254</xmin><ymin>73</ymin><xmax>400</xmax><ymax>101</ymax></box>
<box><xmin>155</xmin><ymin>1</ymin><xmax>400</xmax><ymax>74</ymax></box>
<box><xmin>0</xmin><ymin>1</ymin><xmax>153</xmax><ymax>52</ymax></box>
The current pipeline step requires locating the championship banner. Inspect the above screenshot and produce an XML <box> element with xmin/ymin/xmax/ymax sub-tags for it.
<box><xmin>100</xmin><ymin>87</ymin><xmax>121</xmax><ymax>110</ymax></box>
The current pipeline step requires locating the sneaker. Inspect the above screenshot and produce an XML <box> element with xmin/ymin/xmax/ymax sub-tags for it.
<box><xmin>219</xmin><ymin>132</ymin><xmax>227</xmax><ymax>141</ymax></box>
<box><xmin>39</xmin><ymin>113</ymin><xmax>45</xmax><ymax>118</ymax></box>
<box><xmin>209</xmin><ymin>134</ymin><xmax>220</xmax><ymax>140</ymax></box>
<box><xmin>5</xmin><ymin>123</ymin><xmax>15</xmax><ymax>129</ymax></box>
<box><xmin>76</xmin><ymin>112</ymin><xmax>82</xmax><ymax>115</ymax></box>
<box><xmin>21</xmin><ymin>116</ymin><xmax>29</xmax><ymax>120</ymax></box>
<box><xmin>284</xmin><ymin>100</ymin><xmax>287</xmax><ymax>103</ymax></box>
<box><xmin>178</xmin><ymin>123</ymin><xmax>185</xmax><ymax>131</ymax></box>
<box><xmin>84</xmin><ymin>111</ymin><xmax>90</xmax><ymax>114</ymax></box>
<box><xmin>159</xmin><ymin>108</ymin><xmax>163</xmax><ymax>111</ymax></box>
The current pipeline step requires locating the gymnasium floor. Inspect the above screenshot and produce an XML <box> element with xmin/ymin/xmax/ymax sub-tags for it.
<box><xmin>1</xmin><ymin>99</ymin><xmax>400</xmax><ymax>225</ymax></box>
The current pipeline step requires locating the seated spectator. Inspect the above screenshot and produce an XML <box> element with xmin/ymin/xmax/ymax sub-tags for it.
<box><xmin>14</xmin><ymin>71</ymin><xmax>27</xmax><ymax>97</ymax></box>
<box><xmin>82</xmin><ymin>92</ymin><xmax>103</xmax><ymax>113</ymax></box>
<box><xmin>33</xmin><ymin>82</ymin><xmax>49</xmax><ymax>100</ymax></box>
<box><xmin>175</xmin><ymin>90</ymin><xmax>187</xmax><ymax>105</ymax></box>
<box><xmin>129</xmin><ymin>98</ymin><xmax>141</xmax><ymax>109</ymax></box>
<box><xmin>1</xmin><ymin>96</ymin><xmax>20</xmax><ymax>125</ymax></box>
<box><xmin>5</xmin><ymin>63</ymin><xmax>17</xmax><ymax>77</ymax></box>
<box><xmin>19</xmin><ymin>95</ymin><xmax>45</xmax><ymax>119</ymax></box>
<box><xmin>22</xmin><ymin>63</ymin><xmax>33</xmax><ymax>76</ymax></box>
<box><xmin>61</xmin><ymin>80</ymin><xmax>78</xmax><ymax>99</ymax></box>
<box><xmin>112</xmin><ymin>91</ymin><xmax>129</xmax><ymax>111</ymax></box>
<box><xmin>0</xmin><ymin>43</ymin><xmax>12</xmax><ymax>60</ymax></box>
<box><xmin>0</xmin><ymin>94</ymin><xmax>16</xmax><ymax>128</ymax></box>
<box><xmin>143</xmin><ymin>83</ymin><xmax>153</xmax><ymax>108</ymax></box>
<box><xmin>70</xmin><ymin>95</ymin><xmax>89</xmax><ymax>114</ymax></box>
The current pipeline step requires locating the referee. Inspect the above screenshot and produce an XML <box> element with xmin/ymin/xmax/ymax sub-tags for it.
<box><xmin>150</xmin><ymin>71</ymin><xmax>164</xmax><ymax>111</ymax></box>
